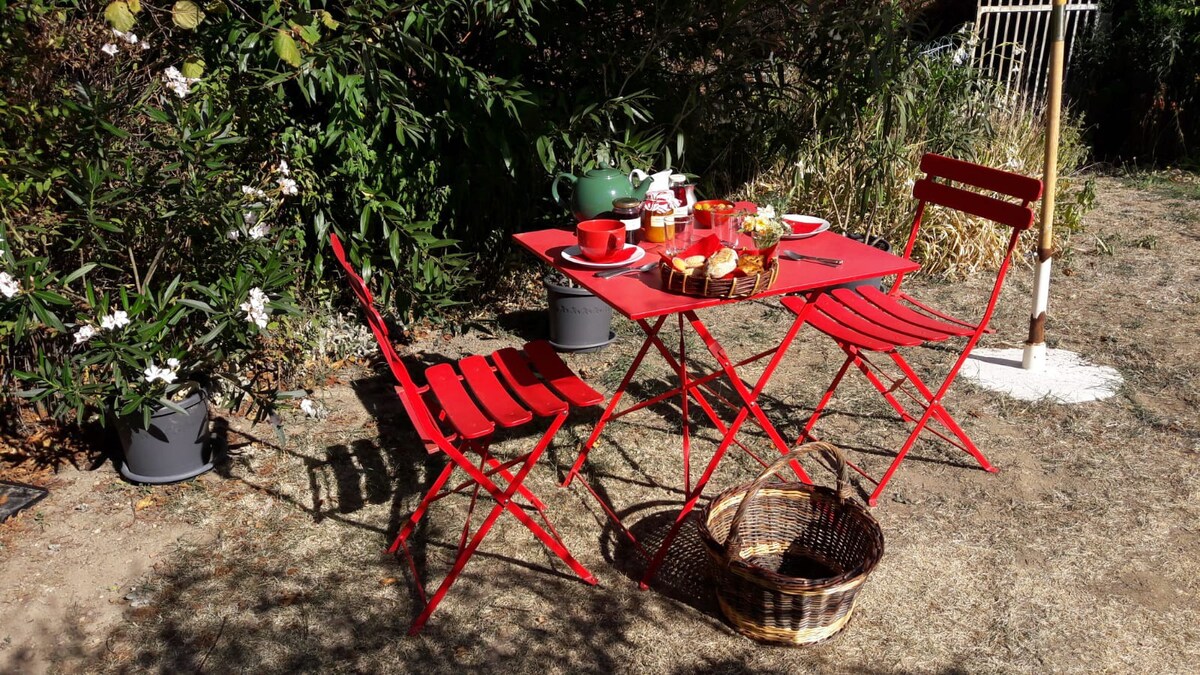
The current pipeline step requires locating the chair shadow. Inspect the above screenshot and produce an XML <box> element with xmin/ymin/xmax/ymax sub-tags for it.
<box><xmin>496</xmin><ymin>308</ymin><xmax>547</xmax><ymax>343</ymax></box>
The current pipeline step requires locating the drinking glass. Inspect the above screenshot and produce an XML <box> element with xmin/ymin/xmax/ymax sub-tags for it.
<box><xmin>666</xmin><ymin>214</ymin><xmax>697</xmax><ymax>256</ymax></box>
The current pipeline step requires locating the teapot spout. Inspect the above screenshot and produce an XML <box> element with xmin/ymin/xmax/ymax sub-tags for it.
<box><xmin>631</xmin><ymin>177</ymin><xmax>653</xmax><ymax>201</ymax></box>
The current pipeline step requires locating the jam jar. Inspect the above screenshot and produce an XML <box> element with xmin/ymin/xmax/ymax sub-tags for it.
<box><xmin>641</xmin><ymin>191</ymin><xmax>679</xmax><ymax>244</ymax></box>
<box><xmin>612</xmin><ymin>197</ymin><xmax>642</xmax><ymax>245</ymax></box>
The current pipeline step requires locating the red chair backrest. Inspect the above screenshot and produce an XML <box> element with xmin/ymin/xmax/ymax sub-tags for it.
<box><xmin>912</xmin><ymin>153</ymin><xmax>1043</xmax><ymax>231</ymax></box>
<box><xmin>897</xmin><ymin>153</ymin><xmax>1044</xmax><ymax>339</ymax></box>
<box><xmin>329</xmin><ymin>233</ymin><xmax>444</xmax><ymax>446</ymax></box>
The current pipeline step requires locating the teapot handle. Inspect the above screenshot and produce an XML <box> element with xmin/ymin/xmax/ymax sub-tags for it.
<box><xmin>629</xmin><ymin>169</ymin><xmax>649</xmax><ymax>186</ymax></box>
<box><xmin>551</xmin><ymin>172</ymin><xmax>577</xmax><ymax>211</ymax></box>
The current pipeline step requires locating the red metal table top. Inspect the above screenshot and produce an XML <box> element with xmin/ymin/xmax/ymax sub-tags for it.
<box><xmin>513</xmin><ymin>228</ymin><xmax>921</xmax><ymax>320</ymax></box>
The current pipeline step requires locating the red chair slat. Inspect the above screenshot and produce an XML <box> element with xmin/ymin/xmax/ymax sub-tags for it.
<box><xmin>894</xmin><ymin>291</ymin><xmax>990</xmax><ymax>333</ymax></box>
<box><xmin>859</xmin><ymin>286</ymin><xmax>974</xmax><ymax>337</ymax></box>
<box><xmin>424</xmin><ymin>363</ymin><xmax>495</xmax><ymax>440</ymax></box>
<box><xmin>921</xmin><ymin>152</ymin><xmax>1043</xmax><ymax>201</ymax></box>
<box><xmin>492</xmin><ymin>348</ymin><xmax>568</xmax><ymax>417</ymax></box>
<box><xmin>830</xmin><ymin>289</ymin><xmax>949</xmax><ymax>342</ymax></box>
<box><xmin>914</xmin><ymin>179</ymin><xmax>1036</xmax><ymax>230</ymax></box>
<box><xmin>806</xmin><ymin>309</ymin><xmax>896</xmax><ymax>352</ymax></box>
<box><xmin>814</xmin><ymin>295</ymin><xmax>926</xmax><ymax>347</ymax></box>
<box><xmin>522</xmin><ymin>340</ymin><xmax>604</xmax><ymax>408</ymax></box>
<box><xmin>458</xmin><ymin>355</ymin><xmax>533</xmax><ymax>428</ymax></box>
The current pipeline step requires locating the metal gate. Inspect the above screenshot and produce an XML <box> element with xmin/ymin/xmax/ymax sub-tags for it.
<box><xmin>974</xmin><ymin>0</ymin><xmax>1101</xmax><ymax>104</ymax></box>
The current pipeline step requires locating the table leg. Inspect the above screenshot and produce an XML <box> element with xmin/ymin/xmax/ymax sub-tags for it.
<box><xmin>638</xmin><ymin>306</ymin><xmax>815</xmax><ymax>588</ymax></box>
<box><xmin>562</xmin><ymin>315</ymin><xmax>667</xmax><ymax>487</ymax></box>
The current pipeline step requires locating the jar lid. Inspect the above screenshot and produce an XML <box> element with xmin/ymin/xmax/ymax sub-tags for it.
<box><xmin>669</xmin><ymin>173</ymin><xmax>688</xmax><ymax>184</ymax></box>
<box><xmin>612</xmin><ymin>197</ymin><xmax>641</xmax><ymax>209</ymax></box>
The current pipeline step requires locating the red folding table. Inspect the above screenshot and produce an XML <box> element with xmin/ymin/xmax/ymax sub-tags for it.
<box><xmin>513</xmin><ymin>228</ymin><xmax>919</xmax><ymax>588</ymax></box>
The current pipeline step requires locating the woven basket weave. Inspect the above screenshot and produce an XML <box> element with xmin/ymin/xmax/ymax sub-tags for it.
<box><xmin>659</xmin><ymin>259</ymin><xmax>778</xmax><ymax>299</ymax></box>
<box><xmin>698</xmin><ymin>442</ymin><xmax>885</xmax><ymax>646</ymax></box>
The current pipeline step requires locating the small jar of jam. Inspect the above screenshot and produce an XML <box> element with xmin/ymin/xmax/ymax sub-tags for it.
<box><xmin>641</xmin><ymin>191</ymin><xmax>679</xmax><ymax>244</ymax></box>
<box><xmin>612</xmin><ymin>197</ymin><xmax>642</xmax><ymax>245</ymax></box>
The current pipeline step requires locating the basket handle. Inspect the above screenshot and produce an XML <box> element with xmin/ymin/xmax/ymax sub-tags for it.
<box><xmin>722</xmin><ymin>441</ymin><xmax>851</xmax><ymax>561</ymax></box>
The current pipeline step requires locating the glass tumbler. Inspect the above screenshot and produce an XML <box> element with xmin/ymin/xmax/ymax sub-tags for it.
<box><xmin>666</xmin><ymin>214</ymin><xmax>697</xmax><ymax>256</ymax></box>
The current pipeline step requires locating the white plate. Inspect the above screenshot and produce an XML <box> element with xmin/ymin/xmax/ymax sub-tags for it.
<box><xmin>561</xmin><ymin>244</ymin><xmax>646</xmax><ymax>268</ymax></box>
<box><xmin>781</xmin><ymin>215</ymin><xmax>831</xmax><ymax>240</ymax></box>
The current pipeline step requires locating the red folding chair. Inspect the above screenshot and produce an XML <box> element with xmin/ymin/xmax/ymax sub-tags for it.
<box><xmin>782</xmin><ymin>153</ymin><xmax>1043</xmax><ymax>506</ymax></box>
<box><xmin>329</xmin><ymin>233</ymin><xmax>604</xmax><ymax>634</ymax></box>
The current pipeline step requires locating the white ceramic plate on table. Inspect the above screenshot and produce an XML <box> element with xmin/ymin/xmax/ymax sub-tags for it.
<box><xmin>781</xmin><ymin>214</ymin><xmax>831</xmax><ymax>240</ymax></box>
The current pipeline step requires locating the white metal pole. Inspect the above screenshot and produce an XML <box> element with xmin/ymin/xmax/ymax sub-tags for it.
<box><xmin>1022</xmin><ymin>0</ymin><xmax>1067</xmax><ymax>370</ymax></box>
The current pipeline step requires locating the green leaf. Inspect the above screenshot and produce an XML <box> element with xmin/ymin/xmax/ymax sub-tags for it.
<box><xmin>295</xmin><ymin>23</ymin><xmax>320</xmax><ymax>45</ymax></box>
<box><xmin>176</xmin><ymin>298</ymin><xmax>214</xmax><ymax>312</ymax></box>
<box><xmin>127</xmin><ymin>0</ymin><xmax>140</xmax><ymax>13</ymax></box>
<box><xmin>273</xmin><ymin>30</ymin><xmax>301</xmax><ymax>67</ymax></box>
<box><xmin>104</xmin><ymin>1</ymin><xmax>136</xmax><ymax>32</ymax></box>
<box><xmin>171</xmin><ymin>0</ymin><xmax>204</xmax><ymax>29</ymax></box>
<box><xmin>62</xmin><ymin>263</ymin><xmax>97</xmax><ymax>286</ymax></box>
<box><xmin>318</xmin><ymin>10</ymin><xmax>339</xmax><ymax>29</ymax></box>
<box><xmin>181</xmin><ymin>57</ymin><xmax>205</xmax><ymax>79</ymax></box>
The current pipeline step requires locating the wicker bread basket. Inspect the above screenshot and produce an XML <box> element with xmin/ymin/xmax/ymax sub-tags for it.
<box><xmin>659</xmin><ymin>259</ymin><xmax>778</xmax><ymax>299</ymax></box>
<box><xmin>698</xmin><ymin>442</ymin><xmax>885</xmax><ymax>646</ymax></box>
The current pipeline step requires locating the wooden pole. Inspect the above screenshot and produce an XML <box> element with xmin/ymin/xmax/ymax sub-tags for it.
<box><xmin>1022</xmin><ymin>0</ymin><xmax>1067</xmax><ymax>370</ymax></box>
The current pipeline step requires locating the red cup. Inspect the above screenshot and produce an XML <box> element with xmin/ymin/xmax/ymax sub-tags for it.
<box><xmin>576</xmin><ymin>219</ymin><xmax>625</xmax><ymax>261</ymax></box>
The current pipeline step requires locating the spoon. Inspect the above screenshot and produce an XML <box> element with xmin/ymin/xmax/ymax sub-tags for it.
<box><xmin>596</xmin><ymin>262</ymin><xmax>657</xmax><ymax>279</ymax></box>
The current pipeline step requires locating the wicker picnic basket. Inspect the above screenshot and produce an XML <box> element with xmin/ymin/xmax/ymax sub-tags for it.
<box><xmin>659</xmin><ymin>259</ymin><xmax>778</xmax><ymax>299</ymax></box>
<box><xmin>697</xmin><ymin>442</ymin><xmax>885</xmax><ymax>646</ymax></box>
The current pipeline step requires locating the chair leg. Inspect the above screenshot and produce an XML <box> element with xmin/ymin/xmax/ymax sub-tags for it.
<box><xmin>800</xmin><ymin>353</ymin><xmax>855</xmax><ymax>441</ymax></box>
<box><xmin>409</xmin><ymin>414</ymin><xmax>594</xmax><ymax>634</ymax></box>
<box><xmin>889</xmin><ymin>352</ymin><xmax>996</xmax><ymax>473</ymax></box>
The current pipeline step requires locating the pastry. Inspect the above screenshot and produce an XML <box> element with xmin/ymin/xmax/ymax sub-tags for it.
<box><xmin>737</xmin><ymin>254</ymin><xmax>765</xmax><ymax>275</ymax></box>
<box><xmin>684</xmin><ymin>255</ymin><xmax>706</xmax><ymax>268</ymax></box>
<box><xmin>706</xmin><ymin>247</ymin><xmax>738</xmax><ymax>278</ymax></box>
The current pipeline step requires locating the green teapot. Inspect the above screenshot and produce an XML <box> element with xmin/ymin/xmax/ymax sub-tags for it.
<box><xmin>552</xmin><ymin>162</ymin><xmax>656</xmax><ymax>221</ymax></box>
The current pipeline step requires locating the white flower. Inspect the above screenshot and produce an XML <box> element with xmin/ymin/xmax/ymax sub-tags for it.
<box><xmin>99</xmin><ymin>310</ymin><xmax>130</xmax><ymax>330</ymax></box>
<box><xmin>73</xmin><ymin>325</ymin><xmax>98</xmax><ymax>345</ymax></box>
<box><xmin>243</xmin><ymin>209</ymin><xmax>260</xmax><ymax>227</ymax></box>
<box><xmin>143</xmin><ymin>362</ymin><xmax>178</xmax><ymax>384</ymax></box>
<box><xmin>162</xmin><ymin>66</ymin><xmax>198</xmax><ymax>99</ymax></box>
<box><xmin>0</xmin><ymin>271</ymin><xmax>18</xmax><ymax>299</ymax></box>
<box><xmin>167</xmin><ymin>357</ymin><xmax>180</xmax><ymax>369</ymax></box>
<box><xmin>227</xmin><ymin>229</ymin><xmax>241</xmax><ymax>241</ymax></box>
<box><xmin>101</xmin><ymin>43</ymin><xmax>119</xmax><ymax>56</ymax></box>
<box><xmin>248</xmin><ymin>222</ymin><xmax>270</xmax><ymax>240</ymax></box>
<box><xmin>759</xmin><ymin>205</ymin><xmax>776</xmax><ymax>219</ymax></box>
<box><xmin>300</xmin><ymin>398</ymin><xmax>318</xmax><ymax>418</ymax></box>
<box><xmin>277</xmin><ymin>160</ymin><xmax>290</xmax><ymax>176</ymax></box>
<box><xmin>241</xmin><ymin>185</ymin><xmax>267</xmax><ymax>199</ymax></box>
<box><xmin>240</xmin><ymin>287</ymin><xmax>269</xmax><ymax>328</ymax></box>
<box><xmin>277</xmin><ymin>177</ymin><xmax>298</xmax><ymax>196</ymax></box>
<box><xmin>112</xmin><ymin>29</ymin><xmax>138</xmax><ymax>45</ymax></box>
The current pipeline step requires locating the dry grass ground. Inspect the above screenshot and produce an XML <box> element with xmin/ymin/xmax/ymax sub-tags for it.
<box><xmin>2</xmin><ymin>175</ymin><xmax>1199</xmax><ymax>674</ymax></box>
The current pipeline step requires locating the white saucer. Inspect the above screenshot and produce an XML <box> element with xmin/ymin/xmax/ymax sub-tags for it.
<box><xmin>781</xmin><ymin>215</ymin><xmax>831</xmax><ymax>240</ymax></box>
<box><xmin>561</xmin><ymin>244</ymin><xmax>646</xmax><ymax>268</ymax></box>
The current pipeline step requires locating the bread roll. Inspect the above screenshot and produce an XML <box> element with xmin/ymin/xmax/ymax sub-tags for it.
<box><xmin>706</xmin><ymin>247</ymin><xmax>738</xmax><ymax>278</ymax></box>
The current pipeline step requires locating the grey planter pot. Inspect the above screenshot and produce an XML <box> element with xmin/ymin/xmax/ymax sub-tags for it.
<box><xmin>118</xmin><ymin>391</ymin><xmax>213</xmax><ymax>484</ymax></box>
<box><xmin>543</xmin><ymin>275</ymin><xmax>615</xmax><ymax>353</ymax></box>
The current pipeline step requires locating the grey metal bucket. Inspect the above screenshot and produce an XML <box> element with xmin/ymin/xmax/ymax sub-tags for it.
<box><xmin>543</xmin><ymin>275</ymin><xmax>615</xmax><ymax>353</ymax></box>
<box><xmin>119</xmin><ymin>391</ymin><xmax>213</xmax><ymax>484</ymax></box>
